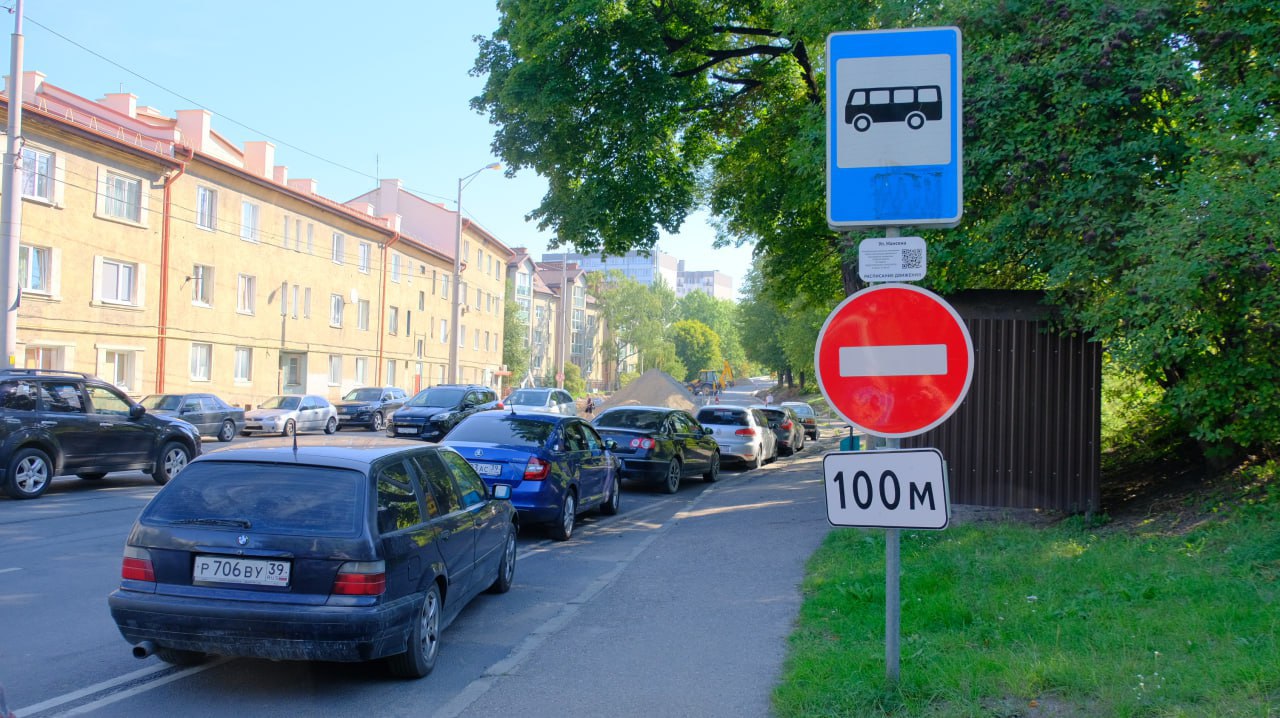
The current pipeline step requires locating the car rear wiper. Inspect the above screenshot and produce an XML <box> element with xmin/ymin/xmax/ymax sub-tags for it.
<box><xmin>171</xmin><ymin>517</ymin><xmax>253</xmax><ymax>529</ymax></box>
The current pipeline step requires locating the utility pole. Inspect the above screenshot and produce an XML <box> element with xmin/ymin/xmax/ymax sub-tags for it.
<box><xmin>0</xmin><ymin>0</ymin><xmax>24</xmax><ymax>368</ymax></box>
<box><xmin>558</xmin><ymin>252</ymin><xmax>567</xmax><ymax>389</ymax></box>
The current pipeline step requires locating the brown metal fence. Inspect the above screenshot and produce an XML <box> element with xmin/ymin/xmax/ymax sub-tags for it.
<box><xmin>899</xmin><ymin>291</ymin><xmax>1101</xmax><ymax>513</ymax></box>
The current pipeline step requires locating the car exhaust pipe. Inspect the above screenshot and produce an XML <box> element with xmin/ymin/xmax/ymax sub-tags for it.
<box><xmin>132</xmin><ymin>641</ymin><xmax>156</xmax><ymax>659</ymax></box>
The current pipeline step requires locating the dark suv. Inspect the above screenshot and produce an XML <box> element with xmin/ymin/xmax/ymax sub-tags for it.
<box><xmin>0</xmin><ymin>369</ymin><xmax>203</xmax><ymax>500</ymax></box>
<box><xmin>333</xmin><ymin>386</ymin><xmax>408</xmax><ymax>432</ymax></box>
<box><xmin>387</xmin><ymin>385</ymin><xmax>501</xmax><ymax>442</ymax></box>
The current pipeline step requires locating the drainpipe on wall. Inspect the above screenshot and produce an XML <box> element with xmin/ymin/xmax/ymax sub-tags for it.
<box><xmin>375</xmin><ymin>232</ymin><xmax>400</xmax><ymax>386</ymax></box>
<box><xmin>156</xmin><ymin>145</ymin><xmax>194</xmax><ymax>393</ymax></box>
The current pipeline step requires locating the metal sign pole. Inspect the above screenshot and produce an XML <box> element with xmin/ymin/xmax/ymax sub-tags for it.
<box><xmin>885</xmin><ymin>436</ymin><xmax>901</xmax><ymax>682</ymax></box>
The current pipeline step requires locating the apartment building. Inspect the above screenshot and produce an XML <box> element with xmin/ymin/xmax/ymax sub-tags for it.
<box><xmin>3</xmin><ymin>72</ymin><xmax>495</xmax><ymax>406</ymax></box>
<box><xmin>507</xmin><ymin>250</ymin><xmax>560</xmax><ymax>387</ymax></box>
<box><xmin>675</xmin><ymin>261</ymin><xmax>735</xmax><ymax>300</ymax></box>
<box><xmin>348</xmin><ymin>180</ymin><xmax>510</xmax><ymax>390</ymax></box>
<box><xmin>541</xmin><ymin>249</ymin><xmax>680</xmax><ymax>289</ymax></box>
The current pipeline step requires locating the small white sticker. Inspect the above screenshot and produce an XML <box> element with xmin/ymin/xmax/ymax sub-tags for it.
<box><xmin>858</xmin><ymin>236</ymin><xmax>927</xmax><ymax>282</ymax></box>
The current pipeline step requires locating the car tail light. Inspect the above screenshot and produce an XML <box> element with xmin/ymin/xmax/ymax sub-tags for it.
<box><xmin>332</xmin><ymin>560</ymin><xmax>386</xmax><ymax>596</ymax></box>
<box><xmin>121</xmin><ymin>546</ymin><xmax>154</xmax><ymax>582</ymax></box>
<box><xmin>629</xmin><ymin>438</ymin><xmax>655</xmax><ymax>449</ymax></box>
<box><xmin>781</xmin><ymin>420</ymin><xmax>794</xmax><ymax>430</ymax></box>
<box><xmin>734</xmin><ymin>428</ymin><xmax>756</xmax><ymax>436</ymax></box>
<box><xmin>523</xmin><ymin>457</ymin><xmax>551</xmax><ymax>481</ymax></box>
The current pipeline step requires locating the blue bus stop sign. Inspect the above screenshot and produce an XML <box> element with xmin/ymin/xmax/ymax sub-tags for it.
<box><xmin>826</xmin><ymin>27</ymin><xmax>963</xmax><ymax>229</ymax></box>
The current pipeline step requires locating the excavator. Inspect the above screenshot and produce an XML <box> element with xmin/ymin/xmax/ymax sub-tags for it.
<box><xmin>686</xmin><ymin>361</ymin><xmax>736</xmax><ymax>396</ymax></box>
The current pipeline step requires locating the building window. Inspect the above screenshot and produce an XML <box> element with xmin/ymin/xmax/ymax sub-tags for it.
<box><xmin>101</xmin><ymin>171</ymin><xmax>142</xmax><ymax>222</ymax></box>
<box><xmin>237</xmin><ymin>274</ymin><xmax>256</xmax><ymax>314</ymax></box>
<box><xmin>283</xmin><ymin>215</ymin><xmax>291</xmax><ymax>247</ymax></box>
<box><xmin>484</xmin><ymin>331</ymin><xmax>490</xmax><ymax>352</ymax></box>
<box><xmin>102</xmin><ymin>351</ymin><xmax>136</xmax><ymax>390</ymax></box>
<box><xmin>196</xmin><ymin>187</ymin><xmax>217</xmax><ymax>230</ymax></box>
<box><xmin>357</xmin><ymin>299</ymin><xmax>370</xmax><ymax>330</ymax></box>
<box><xmin>416</xmin><ymin>338</ymin><xmax>425</xmax><ymax>358</ymax></box>
<box><xmin>21</xmin><ymin>147</ymin><xmax>53</xmax><ymax>201</ymax></box>
<box><xmin>234</xmin><ymin>346</ymin><xmax>253</xmax><ymax>381</ymax></box>
<box><xmin>290</xmin><ymin>285</ymin><xmax>300</xmax><ymax>319</ymax></box>
<box><xmin>190</xmin><ymin>343</ymin><xmax>212</xmax><ymax>381</ymax></box>
<box><xmin>192</xmin><ymin>264</ymin><xmax>213</xmax><ymax>305</ymax></box>
<box><xmin>388</xmin><ymin>306</ymin><xmax>399</xmax><ymax>335</ymax></box>
<box><xmin>418</xmin><ymin>291</ymin><xmax>425</xmax><ymax>311</ymax></box>
<box><xmin>240</xmin><ymin>199</ymin><xmax>259</xmax><ymax>241</ymax></box>
<box><xmin>328</xmin><ymin>355</ymin><xmax>342</xmax><ymax>385</ymax></box>
<box><xmin>305</xmin><ymin>223</ymin><xmax>314</xmax><ymax>253</ymax></box>
<box><xmin>100</xmin><ymin>258</ymin><xmax>137</xmax><ymax>305</ymax></box>
<box><xmin>441</xmin><ymin>274</ymin><xmax>450</xmax><ymax>299</ymax></box>
<box><xmin>331</xmin><ymin>232</ymin><xmax>345</xmax><ymax>264</ymax></box>
<box><xmin>391</xmin><ymin>254</ymin><xmax>403</xmax><ymax>283</ymax></box>
<box><xmin>385</xmin><ymin>359</ymin><xmax>397</xmax><ymax>386</ymax></box>
<box><xmin>354</xmin><ymin>356</ymin><xmax>368</xmax><ymax>383</ymax></box>
<box><xmin>303</xmin><ymin>287</ymin><xmax>312</xmax><ymax>318</ymax></box>
<box><xmin>25</xmin><ymin>346</ymin><xmax>64</xmax><ymax>369</ymax></box>
<box><xmin>459</xmin><ymin>324</ymin><xmax>466</xmax><ymax>348</ymax></box>
<box><xmin>293</xmin><ymin>219</ymin><xmax>303</xmax><ymax>251</ymax></box>
<box><xmin>474</xmin><ymin>328</ymin><xmax>480</xmax><ymax>350</ymax></box>
<box><xmin>330</xmin><ymin>294</ymin><xmax>344</xmax><ymax>327</ymax></box>
<box><xmin>440</xmin><ymin>319</ymin><xmax>448</xmax><ymax>344</ymax></box>
<box><xmin>358</xmin><ymin>242</ymin><xmax>371</xmax><ymax>273</ymax></box>
<box><xmin>18</xmin><ymin>245</ymin><xmax>50</xmax><ymax>294</ymax></box>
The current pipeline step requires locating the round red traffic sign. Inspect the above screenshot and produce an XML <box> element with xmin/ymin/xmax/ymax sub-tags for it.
<box><xmin>814</xmin><ymin>283</ymin><xmax>973</xmax><ymax>438</ymax></box>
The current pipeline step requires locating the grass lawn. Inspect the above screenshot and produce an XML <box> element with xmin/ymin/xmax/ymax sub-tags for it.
<box><xmin>774</xmin><ymin>460</ymin><xmax>1280</xmax><ymax>717</ymax></box>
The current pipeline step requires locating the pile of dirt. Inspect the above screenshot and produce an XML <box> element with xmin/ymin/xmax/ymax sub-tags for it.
<box><xmin>597</xmin><ymin>370</ymin><xmax>696</xmax><ymax>413</ymax></box>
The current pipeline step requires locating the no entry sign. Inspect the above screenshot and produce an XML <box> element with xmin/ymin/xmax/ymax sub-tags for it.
<box><xmin>814</xmin><ymin>283</ymin><xmax>973</xmax><ymax>438</ymax></box>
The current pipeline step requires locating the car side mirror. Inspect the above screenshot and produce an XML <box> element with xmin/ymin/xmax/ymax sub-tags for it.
<box><xmin>607</xmin><ymin>440</ymin><xmax>618</xmax><ymax>451</ymax></box>
<box><xmin>491</xmin><ymin>484</ymin><xmax>512</xmax><ymax>500</ymax></box>
<box><xmin>703</xmin><ymin>427</ymin><xmax>714</xmax><ymax>435</ymax></box>
<box><xmin>130</xmin><ymin>404</ymin><xmax>146</xmax><ymax>419</ymax></box>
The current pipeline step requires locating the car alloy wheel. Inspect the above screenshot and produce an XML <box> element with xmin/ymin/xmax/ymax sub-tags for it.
<box><xmin>370</xmin><ymin>413</ymin><xmax>385</xmax><ymax>432</ymax></box>
<box><xmin>217</xmin><ymin>420</ymin><xmax>236</xmax><ymax>442</ymax></box>
<box><xmin>5</xmin><ymin>448</ymin><xmax>52</xmax><ymax>499</ymax></box>
<box><xmin>389</xmin><ymin>584</ymin><xmax>442</xmax><ymax>678</ymax></box>
<box><xmin>324</xmin><ymin>416</ymin><xmax>339</xmax><ymax>434</ymax></box>
<box><xmin>154</xmin><ymin>442</ymin><xmax>191</xmax><ymax>486</ymax></box>
<box><xmin>488</xmin><ymin>528</ymin><xmax>517</xmax><ymax>594</ymax></box>
<box><xmin>282</xmin><ymin>419</ymin><xmax>296</xmax><ymax>437</ymax></box>
<box><xmin>703</xmin><ymin>453</ymin><xmax>720</xmax><ymax>483</ymax></box>
<box><xmin>601</xmin><ymin>478</ymin><xmax>621</xmax><ymax>515</ymax></box>
<box><xmin>551</xmin><ymin>492</ymin><xmax>576</xmax><ymax>541</ymax></box>
<box><xmin>663</xmin><ymin>459</ymin><xmax>681</xmax><ymax>494</ymax></box>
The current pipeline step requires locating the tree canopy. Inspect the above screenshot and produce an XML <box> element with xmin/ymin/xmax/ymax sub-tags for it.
<box><xmin>474</xmin><ymin>0</ymin><xmax>1280</xmax><ymax>456</ymax></box>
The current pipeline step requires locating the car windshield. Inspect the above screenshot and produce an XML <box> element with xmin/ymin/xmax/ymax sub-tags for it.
<box><xmin>406</xmin><ymin>387</ymin><xmax>465</xmax><ymax>408</ymax></box>
<box><xmin>445</xmin><ymin>415</ymin><xmax>556</xmax><ymax>447</ymax></box>
<box><xmin>506</xmin><ymin>390</ymin><xmax>550</xmax><ymax>405</ymax></box>
<box><xmin>594</xmin><ymin>409</ymin><xmax>667</xmax><ymax>431</ymax></box>
<box><xmin>696</xmin><ymin>408</ymin><xmax>749</xmax><ymax>426</ymax></box>
<box><xmin>260</xmin><ymin>396</ymin><xmax>300</xmax><ymax>410</ymax></box>
<box><xmin>140</xmin><ymin>394</ymin><xmax>183</xmax><ymax>411</ymax></box>
<box><xmin>141</xmin><ymin>461</ymin><xmax>364</xmax><ymax>536</ymax></box>
<box><xmin>343</xmin><ymin>388</ymin><xmax>383</xmax><ymax>402</ymax></box>
<box><xmin>758</xmin><ymin>408</ymin><xmax>786</xmax><ymax>425</ymax></box>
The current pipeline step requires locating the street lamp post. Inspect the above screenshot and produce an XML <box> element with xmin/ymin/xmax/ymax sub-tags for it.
<box><xmin>448</xmin><ymin>162</ymin><xmax>500</xmax><ymax>384</ymax></box>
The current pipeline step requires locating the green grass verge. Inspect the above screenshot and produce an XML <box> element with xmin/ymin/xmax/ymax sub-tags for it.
<box><xmin>774</xmin><ymin>462</ymin><xmax>1280</xmax><ymax>717</ymax></box>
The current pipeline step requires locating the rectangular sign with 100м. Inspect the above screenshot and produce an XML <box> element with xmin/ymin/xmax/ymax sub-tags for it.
<box><xmin>823</xmin><ymin>448</ymin><xmax>950</xmax><ymax>529</ymax></box>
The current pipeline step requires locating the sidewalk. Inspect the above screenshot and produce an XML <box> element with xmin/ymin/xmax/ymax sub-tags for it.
<box><xmin>450</xmin><ymin>448</ymin><xmax>834</xmax><ymax>718</ymax></box>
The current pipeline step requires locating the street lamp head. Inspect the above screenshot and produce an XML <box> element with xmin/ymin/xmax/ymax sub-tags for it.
<box><xmin>485</xmin><ymin>162</ymin><xmax>501</xmax><ymax>172</ymax></box>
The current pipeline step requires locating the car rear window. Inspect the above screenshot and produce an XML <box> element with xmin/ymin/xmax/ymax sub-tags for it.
<box><xmin>507</xmin><ymin>390</ymin><xmax>550</xmax><ymax>405</ymax></box>
<box><xmin>594</xmin><ymin>409</ymin><xmax>667</xmax><ymax>431</ymax></box>
<box><xmin>141</xmin><ymin>461</ymin><xmax>364</xmax><ymax>537</ymax></box>
<box><xmin>784</xmin><ymin>403</ymin><xmax>815</xmax><ymax>417</ymax></box>
<box><xmin>445</xmin><ymin>415</ymin><xmax>555</xmax><ymax>447</ymax></box>
<box><xmin>696</xmin><ymin>408</ymin><xmax>748</xmax><ymax>426</ymax></box>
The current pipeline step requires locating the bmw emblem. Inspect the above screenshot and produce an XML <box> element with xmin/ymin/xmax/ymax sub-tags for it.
<box><xmin>237</xmin><ymin>535</ymin><xmax>249</xmax><ymax>546</ymax></box>
<box><xmin>474</xmin><ymin>449</ymin><xmax>484</xmax><ymax>458</ymax></box>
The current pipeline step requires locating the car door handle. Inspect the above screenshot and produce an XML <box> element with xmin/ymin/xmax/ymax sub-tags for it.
<box><xmin>40</xmin><ymin>421</ymin><xmax>57</xmax><ymax>427</ymax></box>
<box><xmin>441</xmin><ymin>529</ymin><xmax>452</xmax><ymax>540</ymax></box>
<box><xmin>100</xmin><ymin>423</ymin><xmax>114</xmax><ymax>428</ymax></box>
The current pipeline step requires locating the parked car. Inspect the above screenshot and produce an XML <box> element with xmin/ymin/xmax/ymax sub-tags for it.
<box><xmin>442</xmin><ymin>411</ymin><xmax>619</xmax><ymax>540</ymax></box>
<box><xmin>334</xmin><ymin>386</ymin><xmax>408</xmax><ymax>432</ymax></box>
<box><xmin>591</xmin><ymin>406</ymin><xmax>720</xmax><ymax>493</ymax></box>
<box><xmin>107</xmin><ymin>436</ymin><xmax>518</xmax><ymax>678</ymax></box>
<box><xmin>694</xmin><ymin>404</ymin><xmax>777</xmax><ymax>470</ymax></box>
<box><xmin>503</xmin><ymin>387</ymin><xmax>577</xmax><ymax>416</ymax></box>
<box><xmin>755</xmin><ymin>405</ymin><xmax>805</xmax><ymax>456</ymax></box>
<box><xmin>139</xmin><ymin>393</ymin><xmax>245</xmax><ymax>443</ymax></box>
<box><xmin>387</xmin><ymin>385</ymin><xmax>501</xmax><ymax>442</ymax></box>
<box><xmin>242</xmin><ymin>395</ymin><xmax>339</xmax><ymax>436</ymax></box>
<box><xmin>0</xmin><ymin>369</ymin><xmax>202</xmax><ymax>500</ymax></box>
<box><xmin>781</xmin><ymin>401</ymin><xmax>819</xmax><ymax>440</ymax></box>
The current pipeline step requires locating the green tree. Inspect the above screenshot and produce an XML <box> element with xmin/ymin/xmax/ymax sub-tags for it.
<box><xmin>676</xmin><ymin>290</ymin><xmax>747</xmax><ymax>374</ymax></box>
<box><xmin>670</xmin><ymin>320</ymin><xmax>722</xmax><ymax>382</ymax></box>
<box><xmin>544</xmin><ymin>361</ymin><xmax>586</xmax><ymax>397</ymax></box>
<box><xmin>501</xmin><ymin>281</ymin><xmax>529</xmax><ymax>386</ymax></box>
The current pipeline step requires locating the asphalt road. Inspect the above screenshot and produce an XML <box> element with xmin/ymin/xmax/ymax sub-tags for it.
<box><xmin>1</xmin><ymin>384</ymin><xmax>836</xmax><ymax>718</ymax></box>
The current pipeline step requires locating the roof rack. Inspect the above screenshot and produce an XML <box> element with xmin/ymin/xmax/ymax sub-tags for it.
<box><xmin>0</xmin><ymin>368</ymin><xmax>94</xmax><ymax>379</ymax></box>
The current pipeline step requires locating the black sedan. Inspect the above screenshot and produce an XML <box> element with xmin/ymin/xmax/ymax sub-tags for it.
<box><xmin>334</xmin><ymin>386</ymin><xmax>408</xmax><ymax>432</ymax></box>
<box><xmin>108</xmin><ymin>437</ymin><xmax>518</xmax><ymax>679</ymax></box>
<box><xmin>139</xmin><ymin>393</ymin><xmax>245</xmax><ymax>442</ymax></box>
<box><xmin>592</xmin><ymin>405</ymin><xmax>720</xmax><ymax>493</ymax></box>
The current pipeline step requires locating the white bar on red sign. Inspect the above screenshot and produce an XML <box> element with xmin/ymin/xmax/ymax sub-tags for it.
<box><xmin>838</xmin><ymin>344</ymin><xmax>947</xmax><ymax>377</ymax></box>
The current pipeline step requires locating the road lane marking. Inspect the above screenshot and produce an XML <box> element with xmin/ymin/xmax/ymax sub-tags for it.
<box><xmin>15</xmin><ymin>663</ymin><xmax>172</xmax><ymax>716</ymax></box>
<box><xmin>0</xmin><ymin>567</ymin><xmax>20</xmax><ymax>574</ymax></box>
<box><xmin>58</xmin><ymin>659</ymin><xmax>228</xmax><ymax>716</ymax></box>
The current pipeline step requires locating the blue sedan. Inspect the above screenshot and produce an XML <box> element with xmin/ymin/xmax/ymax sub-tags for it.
<box><xmin>442</xmin><ymin>411</ymin><xmax>620</xmax><ymax>540</ymax></box>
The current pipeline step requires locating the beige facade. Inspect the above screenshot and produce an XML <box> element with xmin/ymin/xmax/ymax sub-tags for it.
<box><xmin>4</xmin><ymin>73</ymin><xmax>506</xmax><ymax>407</ymax></box>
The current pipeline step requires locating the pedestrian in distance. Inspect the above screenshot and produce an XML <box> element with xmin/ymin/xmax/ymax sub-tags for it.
<box><xmin>585</xmin><ymin>397</ymin><xmax>596</xmax><ymax>416</ymax></box>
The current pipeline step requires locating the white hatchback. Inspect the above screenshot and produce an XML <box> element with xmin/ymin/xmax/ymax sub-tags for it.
<box><xmin>693</xmin><ymin>405</ymin><xmax>777</xmax><ymax>470</ymax></box>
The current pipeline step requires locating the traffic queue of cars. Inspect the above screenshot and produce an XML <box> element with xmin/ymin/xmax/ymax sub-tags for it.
<box><xmin>0</xmin><ymin>371</ymin><xmax>819</xmax><ymax>682</ymax></box>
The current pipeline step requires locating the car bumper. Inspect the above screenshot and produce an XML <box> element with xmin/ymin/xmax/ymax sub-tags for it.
<box><xmin>712</xmin><ymin>437</ymin><xmax>759</xmax><ymax>462</ymax></box>
<box><xmin>387</xmin><ymin>424</ymin><xmax>445</xmax><ymax>442</ymax></box>
<box><xmin>616</xmin><ymin>457</ymin><xmax>669</xmax><ymax>482</ymax></box>
<box><xmin>108</xmin><ymin>588</ymin><xmax>417</xmax><ymax>663</ymax></box>
<box><xmin>505</xmin><ymin>480</ymin><xmax>567</xmax><ymax>523</ymax></box>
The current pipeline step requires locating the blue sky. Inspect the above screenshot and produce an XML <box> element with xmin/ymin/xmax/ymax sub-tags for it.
<box><xmin>19</xmin><ymin>0</ymin><xmax>756</xmax><ymax>293</ymax></box>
